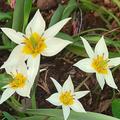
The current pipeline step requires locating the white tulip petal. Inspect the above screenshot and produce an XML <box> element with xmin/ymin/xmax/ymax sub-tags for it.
<box><xmin>80</xmin><ymin>37</ymin><xmax>94</xmax><ymax>58</ymax></box>
<box><xmin>41</xmin><ymin>37</ymin><xmax>72</xmax><ymax>57</ymax></box>
<box><xmin>2</xmin><ymin>85</ymin><xmax>10</xmax><ymax>89</ymax></box>
<box><xmin>16</xmin><ymin>62</ymin><xmax>27</xmax><ymax>76</ymax></box>
<box><xmin>43</xmin><ymin>18</ymin><xmax>71</xmax><ymax>38</ymax></box>
<box><xmin>0</xmin><ymin>88</ymin><xmax>15</xmax><ymax>104</ymax></box>
<box><xmin>1</xmin><ymin>45</ymin><xmax>26</xmax><ymax>70</ymax></box>
<box><xmin>27</xmin><ymin>55</ymin><xmax>40</xmax><ymax>88</ymax></box>
<box><xmin>96</xmin><ymin>73</ymin><xmax>105</xmax><ymax>89</ymax></box>
<box><xmin>63</xmin><ymin>75</ymin><xmax>74</xmax><ymax>93</ymax></box>
<box><xmin>104</xmin><ymin>70</ymin><xmax>118</xmax><ymax>89</ymax></box>
<box><xmin>108</xmin><ymin>57</ymin><xmax>120</xmax><ymax>68</ymax></box>
<box><xmin>25</xmin><ymin>9</ymin><xmax>45</xmax><ymax>36</ymax></box>
<box><xmin>70</xmin><ymin>100</ymin><xmax>86</xmax><ymax>112</ymax></box>
<box><xmin>46</xmin><ymin>93</ymin><xmax>61</xmax><ymax>106</ymax></box>
<box><xmin>16</xmin><ymin>82</ymin><xmax>31</xmax><ymax>98</ymax></box>
<box><xmin>6</xmin><ymin>62</ymin><xmax>27</xmax><ymax>77</ymax></box>
<box><xmin>95</xmin><ymin>36</ymin><xmax>108</xmax><ymax>58</ymax></box>
<box><xmin>74</xmin><ymin>58</ymin><xmax>95</xmax><ymax>73</ymax></box>
<box><xmin>50</xmin><ymin>77</ymin><xmax>62</xmax><ymax>92</ymax></box>
<box><xmin>1</xmin><ymin>28</ymin><xmax>24</xmax><ymax>44</ymax></box>
<box><xmin>75</xmin><ymin>91</ymin><xmax>89</xmax><ymax>99</ymax></box>
<box><xmin>62</xmin><ymin>106</ymin><xmax>70</xmax><ymax>120</ymax></box>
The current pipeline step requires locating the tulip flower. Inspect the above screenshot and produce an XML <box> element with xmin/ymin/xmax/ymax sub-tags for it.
<box><xmin>1</xmin><ymin>10</ymin><xmax>72</xmax><ymax>79</ymax></box>
<box><xmin>0</xmin><ymin>62</ymin><xmax>34</xmax><ymax>104</ymax></box>
<box><xmin>46</xmin><ymin>76</ymin><xmax>89</xmax><ymax>120</ymax></box>
<box><xmin>74</xmin><ymin>36</ymin><xmax>120</xmax><ymax>89</ymax></box>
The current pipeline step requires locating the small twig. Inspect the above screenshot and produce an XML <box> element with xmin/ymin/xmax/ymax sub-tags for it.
<box><xmin>103</xmin><ymin>27</ymin><xmax>120</xmax><ymax>36</ymax></box>
<box><xmin>73</xmin><ymin>28</ymin><xmax>108</xmax><ymax>37</ymax></box>
<box><xmin>84</xmin><ymin>83</ymin><xmax>92</xmax><ymax>105</ymax></box>
<box><xmin>40</xmin><ymin>63</ymin><xmax>55</xmax><ymax>69</ymax></box>
<box><xmin>75</xmin><ymin>74</ymin><xmax>92</xmax><ymax>91</ymax></box>
<box><xmin>38</xmin><ymin>70</ymin><xmax>50</xmax><ymax>94</ymax></box>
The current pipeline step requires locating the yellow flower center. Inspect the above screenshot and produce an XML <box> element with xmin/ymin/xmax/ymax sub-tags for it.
<box><xmin>59</xmin><ymin>91</ymin><xmax>74</xmax><ymax>106</ymax></box>
<box><xmin>91</xmin><ymin>55</ymin><xmax>108</xmax><ymax>74</ymax></box>
<box><xmin>22</xmin><ymin>32</ymin><xmax>47</xmax><ymax>57</ymax></box>
<box><xmin>9</xmin><ymin>73</ymin><xmax>27</xmax><ymax>89</ymax></box>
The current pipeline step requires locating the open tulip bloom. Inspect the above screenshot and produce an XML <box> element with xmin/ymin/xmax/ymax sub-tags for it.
<box><xmin>0</xmin><ymin>62</ymin><xmax>34</xmax><ymax>104</ymax></box>
<box><xmin>1</xmin><ymin>9</ymin><xmax>72</xmax><ymax>78</ymax></box>
<box><xmin>74</xmin><ymin>36</ymin><xmax>120</xmax><ymax>89</ymax></box>
<box><xmin>46</xmin><ymin>76</ymin><xmax>89</xmax><ymax>120</ymax></box>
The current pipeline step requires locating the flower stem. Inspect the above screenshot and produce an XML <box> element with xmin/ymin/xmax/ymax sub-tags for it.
<box><xmin>31</xmin><ymin>65</ymin><xmax>40</xmax><ymax>109</ymax></box>
<box><xmin>31</xmin><ymin>83</ymin><xmax>37</xmax><ymax>109</ymax></box>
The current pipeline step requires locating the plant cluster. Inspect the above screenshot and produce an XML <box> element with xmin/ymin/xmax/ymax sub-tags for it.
<box><xmin>1</xmin><ymin>0</ymin><xmax>120</xmax><ymax>120</ymax></box>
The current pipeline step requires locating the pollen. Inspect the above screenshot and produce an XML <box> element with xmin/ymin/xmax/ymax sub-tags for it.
<box><xmin>22</xmin><ymin>32</ymin><xmax>47</xmax><ymax>57</ymax></box>
<box><xmin>91</xmin><ymin>55</ymin><xmax>108</xmax><ymax>74</ymax></box>
<box><xmin>10</xmin><ymin>73</ymin><xmax>27</xmax><ymax>89</ymax></box>
<box><xmin>59</xmin><ymin>91</ymin><xmax>74</xmax><ymax>106</ymax></box>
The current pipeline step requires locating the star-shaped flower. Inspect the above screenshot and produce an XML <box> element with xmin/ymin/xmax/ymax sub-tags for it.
<box><xmin>74</xmin><ymin>36</ymin><xmax>120</xmax><ymax>89</ymax></box>
<box><xmin>0</xmin><ymin>62</ymin><xmax>34</xmax><ymax>104</ymax></box>
<box><xmin>1</xmin><ymin>10</ymin><xmax>72</xmax><ymax>82</ymax></box>
<box><xmin>46</xmin><ymin>76</ymin><xmax>89</xmax><ymax>120</ymax></box>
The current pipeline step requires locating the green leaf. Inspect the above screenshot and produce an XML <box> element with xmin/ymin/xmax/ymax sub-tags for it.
<box><xmin>112</xmin><ymin>0</ymin><xmax>120</xmax><ymax>9</ymax></box>
<box><xmin>49</xmin><ymin>4</ymin><xmax>65</xmax><ymax>27</ymax></box>
<box><xmin>0</xmin><ymin>73</ymin><xmax>12</xmax><ymax>89</ymax></box>
<box><xmin>80</xmin><ymin>0</ymin><xmax>98</xmax><ymax>11</ymax></box>
<box><xmin>12</xmin><ymin>0</ymin><xmax>24</xmax><ymax>31</ymax></box>
<box><xmin>23</xmin><ymin>0</ymin><xmax>32</xmax><ymax>31</ymax></box>
<box><xmin>81</xmin><ymin>35</ymin><xmax>120</xmax><ymax>48</ymax></box>
<box><xmin>80</xmin><ymin>0</ymin><xmax>120</xmax><ymax>26</ymax></box>
<box><xmin>62</xmin><ymin>0</ymin><xmax>77</xmax><ymax>19</ymax></box>
<box><xmin>67</xmin><ymin>45</ymin><xmax>86</xmax><ymax>56</ymax></box>
<box><xmin>2</xmin><ymin>33</ymin><xmax>12</xmax><ymax>49</ymax></box>
<box><xmin>18</xmin><ymin>116</ymin><xmax>47</xmax><ymax>120</ymax></box>
<box><xmin>25</xmin><ymin>109</ymin><xmax>120</xmax><ymax>120</ymax></box>
<box><xmin>56</xmin><ymin>32</ymin><xmax>74</xmax><ymax>41</ymax></box>
<box><xmin>2</xmin><ymin>112</ymin><xmax>16</xmax><ymax>120</ymax></box>
<box><xmin>11</xmin><ymin>0</ymin><xmax>24</xmax><ymax>48</ymax></box>
<box><xmin>112</xmin><ymin>99</ymin><xmax>120</xmax><ymax>119</ymax></box>
<box><xmin>0</xmin><ymin>12</ymin><xmax>12</xmax><ymax>20</ymax></box>
<box><xmin>71</xmin><ymin>35</ymin><xmax>120</xmax><ymax>57</ymax></box>
<box><xmin>100</xmin><ymin>6</ymin><xmax>120</xmax><ymax>26</ymax></box>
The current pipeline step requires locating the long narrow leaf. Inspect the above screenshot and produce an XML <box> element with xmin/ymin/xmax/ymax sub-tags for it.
<box><xmin>23</xmin><ymin>0</ymin><xmax>32</xmax><ymax>31</ymax></box>
<box><xmin>0</xmin><ymin>12</ymin><xmax>12</xmax><ymax>20</ymax></box>
<box><xmin>62</xmin><ymin>0</ymin><xmax>77</xmax><ymax>19</ymax></box>
<box><xmin>49</xmin><ymin>4</ymin><xmax>65</xmax><ymax>27</ymax></box>
<box><xmin>12</xmin><ymin>0</ymin><xmax>24</xmax><ymax>31</ymax></box>
<box><xmin>25</xmin><ymin>109</ymin><xmax>120</xmax><ymax>120</ymax></box>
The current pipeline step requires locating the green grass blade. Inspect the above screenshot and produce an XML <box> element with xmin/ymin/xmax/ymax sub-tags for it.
<box><xmin>112</xmin><ymin>99</ymin><xmax>120</xmax><ymax>119</ymax></box>
<box><xmin>49</xmin><ymin>4</ymin><xmax>65</xmax><ymax>27</ymax></box>
<box><xmin>23</xmin><ymin>0</ymin><xmax>32</xmax><ymax>31</ymax></box>
<box><xmin>25</xmin><ymin>109</ymin><xmax>120</xmax><ymax>120</ymax></box>
<box><xmin>62</xmin><ymin>0</ymin><xmax>77</xmax><ymax>19</ymax></box>
<box><xmin>0</xmin><ymin>12</ymin><xmax>12</xmax><ymax>20</ymax></box>
<box><xmin>12</xmin><ymin>0</ymin><xmax>24</xmax><ymax>31</ymax></box>
<box><xmin>2</xmin><ymin>112</ymin><xmax>16</xmax><ymax>120</ymax></box>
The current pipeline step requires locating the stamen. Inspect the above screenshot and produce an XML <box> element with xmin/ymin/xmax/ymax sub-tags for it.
<box><xmin>9</xmin><ymin>73</ymin><xmax>27</xmax><ymax>89</ymax></box>
<box><xmin>92</xmin><ymin>55</ymin><xmax>108</xmax><ymax>74</ymax></box>
<box><xmin>59</xmin><ymin>91</ymin><xmax>74</xmax><ymax>106</ymax></box>
<box><xmin>22</xmin><ymin>32</ymin><xmax>47</xmax><ymax>57</ymax></box>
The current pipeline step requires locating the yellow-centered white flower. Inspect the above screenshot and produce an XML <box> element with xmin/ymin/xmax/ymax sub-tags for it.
<box><xmin>46</xmin><ymin>76</ymin><xmax>89</xmax><ymax>120</ymax></box>
<box><xmin>0</xmin><ymin>62</ymin><xmax>34</xmax><ymax>104</ymax></box>
<box><xmin>1</xmin><ymin>10</ymin><xmax>72</xmax><ymax>81</ymax></box>
<box><xmin>74</xmin><ymin>36</ymin><xmax>120</xmax><ymax>89</ymax></box>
